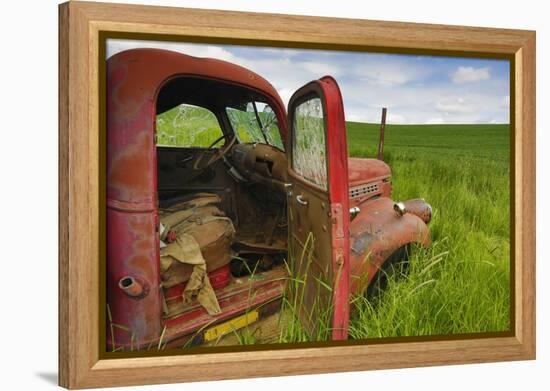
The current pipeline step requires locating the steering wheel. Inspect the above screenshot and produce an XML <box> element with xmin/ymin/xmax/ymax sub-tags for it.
<box><xmin>193</xmin><ymin>134</ymin><xmax>237</xmax><ymax>170</ymax></box>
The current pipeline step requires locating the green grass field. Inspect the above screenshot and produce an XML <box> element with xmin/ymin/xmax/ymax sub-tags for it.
<box><xmin>345</xmin><ymin>123</ymin><xmax>510</xmax><ymax>338</ymax></box>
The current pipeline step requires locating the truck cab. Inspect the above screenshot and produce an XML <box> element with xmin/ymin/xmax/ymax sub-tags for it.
<box><xmin>107</xmin><ymin>48</ymin><xmax>431</xmax><ymax>350</ymax></box>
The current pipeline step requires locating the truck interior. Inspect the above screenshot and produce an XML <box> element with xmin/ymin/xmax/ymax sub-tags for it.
<box><xmin>155</xmin><ymin>76</ymin><xmax>291</xmax><ymax>321</ymax></box>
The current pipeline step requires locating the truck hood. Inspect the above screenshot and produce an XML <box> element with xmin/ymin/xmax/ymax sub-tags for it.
<box><xmin>348</xmin><ymin>157</ymin><xmax>391</xmax><ymax>187</ymax></box>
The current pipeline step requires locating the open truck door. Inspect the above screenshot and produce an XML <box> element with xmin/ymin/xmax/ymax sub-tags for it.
<box><xmin>286</xmin><ymin>77</ymin><xmax>351</xmax><ymax>340</ymax></box>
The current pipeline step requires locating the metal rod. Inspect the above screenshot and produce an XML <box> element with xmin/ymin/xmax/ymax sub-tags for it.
<box><xmin>377</xmin><ymin>107</ymin><xmax>387</xmax><ymax>161</ymax></box>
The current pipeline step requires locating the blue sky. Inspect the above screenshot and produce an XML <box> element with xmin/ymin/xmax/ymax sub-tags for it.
<box><xmin>107</xmin><ymin>39</ymin><xmax>510</xmax><ymax>124</ymax></box>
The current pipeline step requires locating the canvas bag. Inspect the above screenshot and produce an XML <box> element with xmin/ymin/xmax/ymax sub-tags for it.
<box><xmin>159</xmin><ymin>194</ymin><xmax>236</xmax><ymax>314</ymax></box>
<box><xmin>160</xmin><ymin>233</ymin><xmax>221</xmax><ymax>315</ymax></box>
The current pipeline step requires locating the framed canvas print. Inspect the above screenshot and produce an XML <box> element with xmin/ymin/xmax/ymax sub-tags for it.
<box><xmin>58</xmin><ymin>1</ymin><xmax>536</xmax><ymax>389</ymax></box>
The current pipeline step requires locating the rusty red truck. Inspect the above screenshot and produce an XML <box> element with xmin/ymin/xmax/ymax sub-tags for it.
<box><xmin>107</xmin><ymin>48</ymin><xmax>431</xmax><ymax>350</ymax></box>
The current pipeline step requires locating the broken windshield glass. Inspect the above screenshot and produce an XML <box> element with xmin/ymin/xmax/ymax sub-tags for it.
<box><xmin>226</xmin><ymin>102</ymin><xmax>284</xmax><ymax>150</ymax></box>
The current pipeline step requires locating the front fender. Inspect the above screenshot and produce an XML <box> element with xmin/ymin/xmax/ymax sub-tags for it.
<box><xmin>349</xmin><ymin>197</ymin><xmax>430</xmax><ymax>295</ymax></box>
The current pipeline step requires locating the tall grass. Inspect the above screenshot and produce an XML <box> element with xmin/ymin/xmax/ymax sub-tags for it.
<box><xmin>276</xmin><ymin>233</ymin><xmax>335</xmax><ymax>343</ymax></box>
<box><xmin>347</xmin><ymin>123</ymin><xmax>510</xmax><ymax>337</ymax></box>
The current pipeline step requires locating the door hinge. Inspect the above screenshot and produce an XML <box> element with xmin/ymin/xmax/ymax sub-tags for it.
<box><xmin>331</xmin><ymin>203</ymin><xmax>344</xmax><ymax>239</ymax></box>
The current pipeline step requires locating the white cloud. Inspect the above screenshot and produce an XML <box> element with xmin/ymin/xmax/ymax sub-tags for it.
<box><xmin>435</xmin><ymin>97</ymin><xmax>475</xmax><ymax>114</ymax></box>
<box><xmin>353</xmin><ymin>60</ymin><xmax>430</xmax><ymax>86</ymax></box>
<box><xmin>277</xmin><ymin>87</ymin><xmax>295</xmax><ymax>107</ymax></box>
<box><xmin>298</xmin><ymin>61</ymin><xmax>341</xmax><ymax>77</ymax></box>
<box><xmin>345</xmin><ymin>113</ymin><xmax>365</xmax><ymax>122</ymax></box>
<box><xmin>451</xmin><ymin>66</ymin><xmax>490</xmax><ymax>84</ymax></box>
<box><xmin>499</xmin><ymin>95</ymin><xmax>510</xmax><ymax>108</ymax></box>
<box><xmin>425</xmin><ymin>117</ymin><xmax>446</xmax><ymax>124</ymax></box>
<box><xmin>387</xmin><ymin>113</ymin><xmax>407</xmax><ymax>124</ymax></box>
<box><xmin>340</xmin><ymin>82</ymin><xmax>508</xmax><ymax>124</ymax></box>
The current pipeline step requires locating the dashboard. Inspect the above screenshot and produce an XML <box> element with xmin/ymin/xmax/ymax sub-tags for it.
<box><xmin>228</xmin><ymin>143</ymin><xmax>288</xmax><ymax>192</ymax></box>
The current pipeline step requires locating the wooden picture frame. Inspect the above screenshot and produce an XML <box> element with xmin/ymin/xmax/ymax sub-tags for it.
<box><xmin>58</xmin><ymin>1</ymin><xmax>536</xmax><ymax>388</ymax></box>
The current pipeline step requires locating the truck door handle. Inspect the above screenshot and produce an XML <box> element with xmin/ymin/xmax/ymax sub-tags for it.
<box><xmin>296</xmin><ymin>194</ymin><xmax>309</xmax><ymax>206</ymax></box>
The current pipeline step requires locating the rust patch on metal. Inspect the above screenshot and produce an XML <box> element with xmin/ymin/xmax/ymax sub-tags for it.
<box><xmin>350</xmin><ymin>231</ymin><xmax>376</xmax><ymax>256</ymax></box>
<box><xmin>108</xmin><ymin>129</ymin><xmax>155</xmax><ymax>205</ymax></box>
<box><xmin>403</xmin><ymin>198</ymin><xmax>432</xmax><ymax>224</ymax></box>
<box><xmin>331</xmin><ymin>203</ymin><xmax>344</xmax><ymax>239</ymax></box>
<box><xmin>347</xmin><ymin>157</ymin><xmax>391</xmax><ymax>187</ymax></box>
<box><xmin>349</xmin><ymin>196</ymin><xmax>431</xmax><ymax>294</ymax></box>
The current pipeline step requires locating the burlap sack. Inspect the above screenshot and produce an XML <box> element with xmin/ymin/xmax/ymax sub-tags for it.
<box><xmin>160</xmin><ymin>212</ymin><xmax>235</xmax><ymax>288</ymax></box>
<box><xmin>158</xmin><ymin>194</ymin><xmax>236</xmax><ymax>314</ymax></box>
<box><xmin>160</xmin><ymin>234</ymin><xmax>221</xmax><ymax>315</ymax></box>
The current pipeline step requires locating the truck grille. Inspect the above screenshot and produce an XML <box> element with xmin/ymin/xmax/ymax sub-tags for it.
<box><xmin>349</xmin><ymin>183</ymin><xmax>379</xmax><ymax>199</ymax></box>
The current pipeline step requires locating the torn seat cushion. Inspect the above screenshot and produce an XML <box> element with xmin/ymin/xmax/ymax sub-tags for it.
<box><xmin>159</xmin><ymin>195</ymin><xmax>236</xmax><ymax>289</ymax></box>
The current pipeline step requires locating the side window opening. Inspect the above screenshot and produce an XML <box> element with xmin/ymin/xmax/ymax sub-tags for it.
<box><xmin>292</xmin><ymin>97</ymin><xmax>327</xmax><ymax>189</ymax></box>
<box><xmin>156</xmin><ymin>103</ymin><xmax>224</xmax><ymax>148</ymax></box>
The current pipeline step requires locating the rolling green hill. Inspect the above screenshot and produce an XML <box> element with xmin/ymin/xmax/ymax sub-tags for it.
<box><xmin>347</xmin><ymin>122</ymin><xmax>509</xmax><ymax>161</ymax></box>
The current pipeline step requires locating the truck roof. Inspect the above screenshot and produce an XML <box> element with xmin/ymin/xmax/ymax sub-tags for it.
<box><xmin>107</xmin><ymin>48</ymin><xmax>286</xmax><ymax>115</ymax></box>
